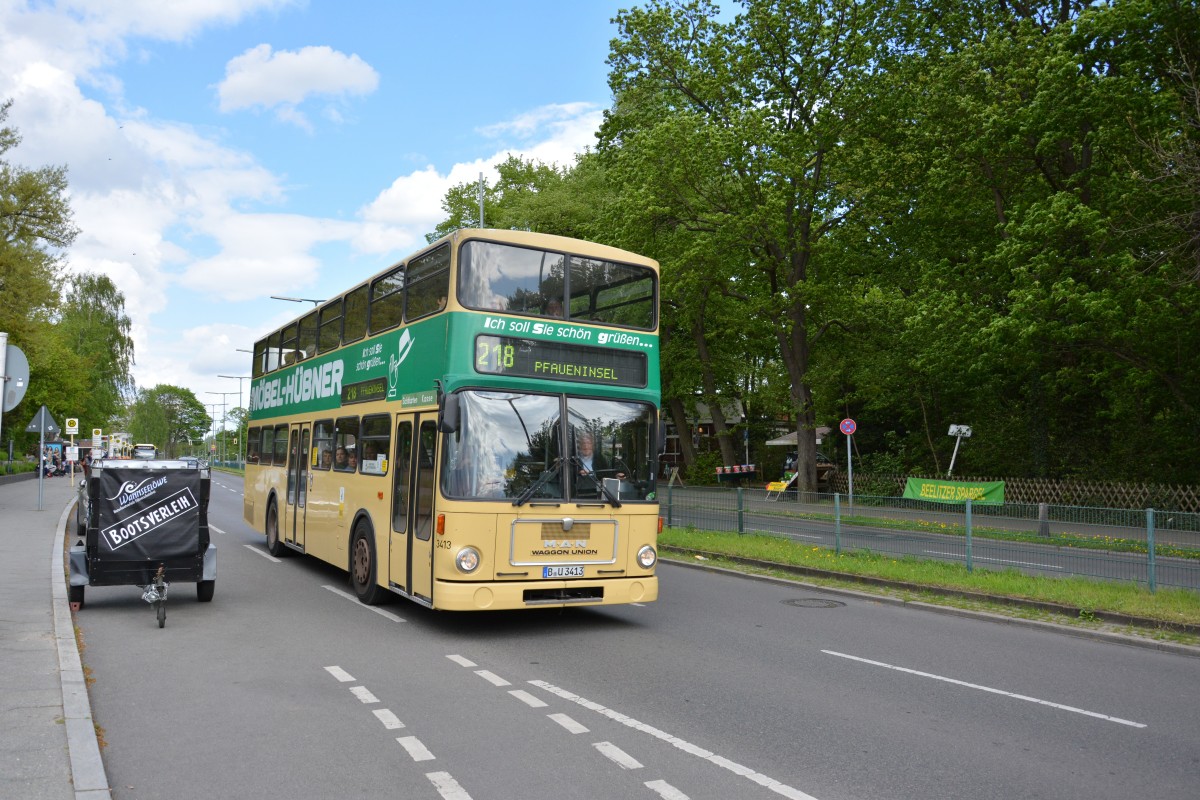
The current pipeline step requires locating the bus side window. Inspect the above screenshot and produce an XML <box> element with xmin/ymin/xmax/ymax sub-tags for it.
<box><xmin>370</xmin><ymin>267</ymin><xmax>404</xmax><ymax>334</ymax></box>
<box><xmin>334</xmin><ymin>416</ymin><xmax>359</xmax><ymax>472</ymax></box>
<box><xmin>359</xmin><ymin>414</ymin><xmax>390</xmax><ymax>476</ymax></box>
<box><xmin>247</xmin><ymin>427</ymin><xmax>261</xmax><ymax>464</ymax></box>
<box><xmin>273</xmin><ymin>424</ymin><xmax>288</xmax><ymax>465</ymax></box>
<box><xmin>313</xmin><ymin>419</ymin><xmax>334</xmax><ymax>470</ymax></box>
<box><xmin>318</xmin><ymin>298</ymin><xmax>343</xmax><ymax>353</ymax></box>
<box><xmin>405</xmin><ymin>245</ymin><xmax>449</xmax><ymax>321</ymax></box>
<box><xmin>343</xmin><ymin>285</ymin><xmax>368</xmax><ymax>344</ymax></box>
<box><xmin>260</xmin><ymin>427</ymin><xmax>274</xmax><ymax>466</ymax></box>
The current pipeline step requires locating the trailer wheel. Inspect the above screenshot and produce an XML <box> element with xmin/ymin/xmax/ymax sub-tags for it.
<box><xmin>265</xmin><ymin>501</ymin><xmax>286</xmax><ymax>556</ymax></box>
<box><xmin>68</xmin><ymin>583</ymin><xmax>85</xmax><ymax>610</ymax></box>
<box><xmin>350</xmin><ymin>522</ymin><xmax>385</xmax><ymax>606</ymax></box>
<box><xmin>197</xmin><ymin>580</ymin><xmax>215</xmax><ymax>602</ymax></box>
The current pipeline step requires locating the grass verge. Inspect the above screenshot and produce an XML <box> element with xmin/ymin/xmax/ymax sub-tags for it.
<box><xmin>660</xmin><ymin>526</ymin><xmax>1200</xmax><ymax>644</ymax></box>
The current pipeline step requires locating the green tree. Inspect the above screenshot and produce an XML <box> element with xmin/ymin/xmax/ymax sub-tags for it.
<box><xmin>58</xmin><ymin>273</ymin><xmax>136</xmax><ymax>426</ymax></box>
<box><xmin>602</xmin><ymin>0</ymin><xmax>895</xmax><ymax>490</ymax></box>
<box><xmin>0</xmin><ymin>98</ymin><xmax>80</xmax><ymax>454</ymax></box>
<box><xmin>128</xmin><ymin>385</ymin><xmax>210</xmax><ymax>458</ymax></box>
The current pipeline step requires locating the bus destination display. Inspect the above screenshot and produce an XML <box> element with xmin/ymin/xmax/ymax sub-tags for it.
<box><xmin>475</xmin><ymin>335</ymin><xmax>647</xmax><ymax>388</ymax></box>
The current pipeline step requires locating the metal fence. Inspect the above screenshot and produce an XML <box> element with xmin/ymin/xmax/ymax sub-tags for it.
<box><xmin>662</xmin><ymin>485</ymin><xmax>1200</xmax><ymax>592</ymax></box>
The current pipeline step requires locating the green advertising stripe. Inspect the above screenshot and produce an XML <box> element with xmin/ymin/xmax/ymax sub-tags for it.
<box><xmin>903</xmin><ymin>478</ymin><xmax>1005</xmax><ymax>505</ymax></box>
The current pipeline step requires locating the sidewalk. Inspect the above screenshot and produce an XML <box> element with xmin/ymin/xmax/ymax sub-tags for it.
<box><xmin>0</xmin><ymin>473</ymin><xmax>110</xmax><ymax>799</ymax></box>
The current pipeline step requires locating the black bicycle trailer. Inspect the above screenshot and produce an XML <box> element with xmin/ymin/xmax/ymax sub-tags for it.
<box><xmin>69</xmin><ymin>458</ymin><xmax>216</xmax><ymax>627</ymax></box>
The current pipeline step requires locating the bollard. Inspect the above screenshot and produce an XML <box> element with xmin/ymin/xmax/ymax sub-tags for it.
<box><xmin>1038</xmin><ymin>502</ymin><xmax>1050</xmax><ymax>537</ymax></box>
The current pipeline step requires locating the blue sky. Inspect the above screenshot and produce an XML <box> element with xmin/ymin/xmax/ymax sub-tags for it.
<box><xmin>0</xmin><ymin>0</ymin><xmax>640</xmax><ymax>420</ymax></box>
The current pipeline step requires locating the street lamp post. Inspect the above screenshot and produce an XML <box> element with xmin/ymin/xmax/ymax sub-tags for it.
<box><xmin>270</xmin><ymin>296</ymin><xmax>323</xmax><ymax>307</ymax></box>
<box><xmin>218</xmin><ymin>375</ymin><xmax>250</xmax><ymax>465</ymax></box>
<box><xmin>207</xmin><ymin>391</ymin><xmax>238</xmax><ymax>466</ymax></box>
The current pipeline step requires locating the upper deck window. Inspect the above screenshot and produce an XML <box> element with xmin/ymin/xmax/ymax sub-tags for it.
<box><xmin>459</xmin><ymin>241</ymin><xmax>565</xmax><ymax>315</ymax></box>
<box><xmin>370</xmin><ymin>267</ymin><xmax>405</xmax><ymax>333</ymax></box>
<box><xmin>405</xmin><ymin>245</ymin><xmax>450</xmax><ymax>321</ymax></box>
<box><xmin>459</xmin><ymin>240</ymin><xmax>655</xmax><ymax>329</ymax></box>
<box><xmin>568</xmin><ymin>256</ymin><xmax>655</xmax><ymax>329</ymax></box>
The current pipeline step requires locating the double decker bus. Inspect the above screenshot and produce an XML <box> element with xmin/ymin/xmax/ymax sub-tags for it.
<box><xmin>244</xmin><ymin>228</ymin><xmax>660</xmax><ymax>611</ymax></box>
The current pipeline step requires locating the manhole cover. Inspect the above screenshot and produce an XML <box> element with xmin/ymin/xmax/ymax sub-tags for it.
<box><xmin>781</xmin><ymin>598</ymin><xmax>845</xmax><ymax>608</ymax></box>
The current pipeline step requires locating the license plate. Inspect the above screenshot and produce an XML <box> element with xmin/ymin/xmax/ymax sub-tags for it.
<box><xmin>543</xmin><ymin>565</ymin><xmax>584</xmax><ymax>578</ymax></box>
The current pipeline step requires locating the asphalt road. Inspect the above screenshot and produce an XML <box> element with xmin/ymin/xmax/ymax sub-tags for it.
<box><xmin>74</xmin><ymin>473</ymin><xmax>1200</xmax><ymax>800</ymax></box>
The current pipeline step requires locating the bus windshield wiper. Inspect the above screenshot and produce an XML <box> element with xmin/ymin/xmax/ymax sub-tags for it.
<box><xmin>570</xmin><ymin>456</ymin><xmax>622</xmax><ymax>508</ymax></box>
<box><xmin>513</xmin><ymin>457</ymin><xmax>562</xmax><ymax>507</ymax></box>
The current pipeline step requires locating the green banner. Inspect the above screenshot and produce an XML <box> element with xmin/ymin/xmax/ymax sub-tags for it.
<box><xmin>903</xmin><ymin>478</ymin><xmax>1004</xmax><ymax>505</ymax></box>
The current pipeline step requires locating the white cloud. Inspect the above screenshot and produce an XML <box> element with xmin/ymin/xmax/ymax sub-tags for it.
<box><xmin>354</xmin><ymin>103</ymin><xmax>604</xmax><ymax>253</ymax></box>
<box><xmin>216</xmin><ymin>44</ymin><xmax>380</xmax><ymax>128</ymax></box>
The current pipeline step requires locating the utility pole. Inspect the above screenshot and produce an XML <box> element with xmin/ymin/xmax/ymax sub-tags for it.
<box><xmin>218</xmin><ymin>375</ymin><xmax>250</xmax><ymax>465</ymax></box>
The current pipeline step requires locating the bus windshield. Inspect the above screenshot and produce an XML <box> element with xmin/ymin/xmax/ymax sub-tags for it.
<box><xmin>441</xmin><ymin>390</ymin><xmax>657</xmax><ymax>503</ymax></box>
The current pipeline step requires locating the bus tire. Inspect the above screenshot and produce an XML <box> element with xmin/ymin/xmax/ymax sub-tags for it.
<box><xmin>197</xmin><ymin>580</ymin><xmax>215</xmax><ymax>602</ymax></box>
<box><xmin>265</xmin><ymin>501</ymin><xmax>286</xmax><ymax>557</ymax></box>
<box><xmin>350</xmin><ymin>522</ymin><xmax>385</xmax><ymax>606</ymax></box>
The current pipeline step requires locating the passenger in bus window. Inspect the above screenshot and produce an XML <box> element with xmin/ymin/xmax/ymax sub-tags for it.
<box><xmin>543</xmin><ymin>297</ymin><xmax>564</xmax><ymax>317</ymax></box>
<box><xmin>347</xmin><ymin>449</ymin><xmax>358</xmax><ymax>471</ymax></box>
<box><xmin>320</xmin><ymin>448</ymin><xmax>333</xmax><ymax>469</ymax></box>
<box><xmin>334</xmin><ymin>446</ymin><xmax>349</xmax><ymax>471</ymax></box>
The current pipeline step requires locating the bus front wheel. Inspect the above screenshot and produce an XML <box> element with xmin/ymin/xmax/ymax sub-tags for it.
<box><xmin>265</xmin><ymin>501</ymin><xmax>286</xmax><ymax>557</ymax></box>
<box><xmin>351</xmin><ymin>523</ymin><xmax>385</xmax><ymax>606</ymax></box>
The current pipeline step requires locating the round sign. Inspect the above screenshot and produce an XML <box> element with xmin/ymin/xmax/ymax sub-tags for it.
<box><xmin>840</xmin><ymin>418</ymin><xmax>857</xmax><ymax>435</ymax></box>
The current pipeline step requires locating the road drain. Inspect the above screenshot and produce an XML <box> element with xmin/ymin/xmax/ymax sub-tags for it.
<box><xmin>781</xmin><ymin>598</ymin><xmax>845</xmax><ymax>608</ymax></box>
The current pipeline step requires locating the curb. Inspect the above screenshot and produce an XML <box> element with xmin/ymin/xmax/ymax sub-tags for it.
<box><xmin>660</xmin><ymin>553</ymin><xmax>1200</xmax><ymax>659</ymax></box>
<box><xmin>52</xmin><ymin>498</ymin><xmax>112</xmax><ymax>799</ymax></box>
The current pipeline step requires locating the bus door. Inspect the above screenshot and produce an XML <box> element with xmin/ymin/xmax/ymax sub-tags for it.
<box><xmin>283</xmin><ymin>423</ymin><xmax>311</xmax><ymax>550</ymax></box>
<box><xmin>389</xmin><ymin>415</ymin><xmax>437</xmax><ymax>603</ymax></box>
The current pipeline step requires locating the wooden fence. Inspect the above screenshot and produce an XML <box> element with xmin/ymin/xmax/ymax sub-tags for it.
<box><xmin>827</xmin><ymin>473</ymin><xmax>1200</xmax><ymax>513</ymax></box>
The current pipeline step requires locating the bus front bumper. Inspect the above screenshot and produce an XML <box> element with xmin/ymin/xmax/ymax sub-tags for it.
<box><xmin>433</xmin><ymin>576</ymin><xmax>658</xmax><ymax>611</ymax></box>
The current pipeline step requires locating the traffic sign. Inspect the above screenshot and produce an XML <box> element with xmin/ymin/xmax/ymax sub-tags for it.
<box><xmin>92</xmin><ymin>428</ymin><xmax>103</xmax><ymax>449</ymax></box>
<box><xmin>65</xmin><ymin>417</ymin><xmax>79</xmax><ymax>435</ymax></box>
<box><xmin>840</xmin><ymin>418</ymin><xmax>857</xmax><ymax>435</ymax></box>
<box><xmin>25</xmin><ymin>405</ymin><xmax>59</xmax><ymax>435</ymax></box>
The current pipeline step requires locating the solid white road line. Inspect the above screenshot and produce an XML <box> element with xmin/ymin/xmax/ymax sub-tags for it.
<box><xmin>821</xmin><ymin>650</ymin><xmax>1146</xmax><ymax>728</ymax></box>
<box><xmin>594</xmin><ymin>741</ymin><xmax>643</xmax><ymax>770</ymax></box>
<box><xmin>321</xmin><ymin>585</ymin><xmax>405</xmax><ymax>622</ymax></box>
<box><xmin>209</xmin><ymin>524</ymin><xmax>225</xmax><ymax>535</ymax></box>
<box><xmin>244</xmin><ymin>544</ymin><xmax>281</xmax><ymax>562</ymax></box>
<box><xmin>921</xmin><ymin>551</ymin><xmax>1063</xmax><ymax>570</ymax></box>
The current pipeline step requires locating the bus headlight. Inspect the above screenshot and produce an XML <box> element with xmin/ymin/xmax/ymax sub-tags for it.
<box><xmin>636</xmin><ymin>545</ymin><xmax>657</xmax><ymax>569</ymax></box>
<box><xmin>456</xmin><ymin>547</ymin><xmax>481</xmax><ymax>574</ymax></box>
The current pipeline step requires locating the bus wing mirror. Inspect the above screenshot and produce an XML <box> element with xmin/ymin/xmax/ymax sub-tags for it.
<box><xmin>439</xmin><ymin>392</ymin><xmax>460</xmax><ymax>433</ymax></box>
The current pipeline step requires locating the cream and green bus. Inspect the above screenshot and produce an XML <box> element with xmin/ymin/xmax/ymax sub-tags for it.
<box><xmin>244</xmin><ymin>228</ymin><xmax>660</xmax><ymax>611</ymax></box>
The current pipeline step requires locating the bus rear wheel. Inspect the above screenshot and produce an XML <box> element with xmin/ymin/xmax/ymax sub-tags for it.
<box><xmin>265</xmin><ymin>501</ymin><xmax>286</xmax><ymax>556</ymax></box>
<box><xmin>350</xmin><ymin>523</ymin><xmax>385</xmax><ymax>606</ymax></box>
